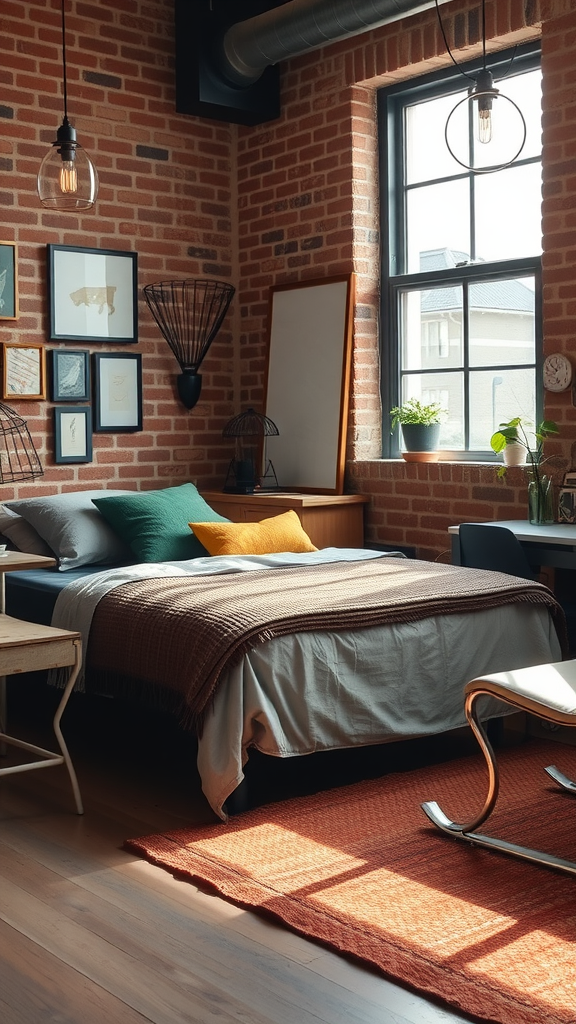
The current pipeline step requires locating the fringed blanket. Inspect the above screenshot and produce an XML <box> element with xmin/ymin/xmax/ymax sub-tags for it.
<box><xmin>84</xmin><ymin>556</ymin><xmax>566</xmax><ymax>730</ymax></box>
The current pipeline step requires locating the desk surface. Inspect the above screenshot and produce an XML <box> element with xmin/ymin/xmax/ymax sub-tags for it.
<box><xmin>449</xmin><ymin>521</ymin><xmax>576</xmax><ymax>547</ymax></box>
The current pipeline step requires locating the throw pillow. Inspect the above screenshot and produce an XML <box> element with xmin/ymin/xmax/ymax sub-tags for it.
<box><xmin>5</xmin><ymin>490</ymin><xmax>134</xmax><ymax>570</ymax></box>
<box><xmin>189</xmin><ymin>510</ymin><xmax>318</xmax><ymax>556</ymax></box>
<box><xmin>92</xmin><ymin>482</ymin><xmax>230</xmax><ymax>562</ymax></box>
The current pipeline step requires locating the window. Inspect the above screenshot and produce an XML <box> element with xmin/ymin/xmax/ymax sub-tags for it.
<box><xmin>379</xmin><ymin>43</ymin><xmax>542</xmax><ymax>458</ymax></box>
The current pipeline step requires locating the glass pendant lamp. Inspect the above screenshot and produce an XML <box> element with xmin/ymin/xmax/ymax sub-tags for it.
<box><xmin>37</xmin><ymin>0</ymin><xmax>98</xmax><ymax>210</ymax></box>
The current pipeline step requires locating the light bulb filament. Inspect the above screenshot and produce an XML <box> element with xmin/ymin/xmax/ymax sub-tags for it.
<box><xmin>477</xmin><ymin>106</ymin><xmax>492</xmax><ymax>144</ymax></box>
<box><xmin>59</xmin><ymin>160</ymin><xmax>78</xmax><ymax>193</ymax></box>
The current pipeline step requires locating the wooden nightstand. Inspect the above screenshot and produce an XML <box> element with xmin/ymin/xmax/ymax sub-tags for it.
<box><xmin>201</xmin><ymin>492</ymin><xmax>368</xmax><ymax>549</ymax></box>
<box><xmin>0</xmin><ymin>615</ymin><xmax>83</xmax><ymax>814</ymax></box>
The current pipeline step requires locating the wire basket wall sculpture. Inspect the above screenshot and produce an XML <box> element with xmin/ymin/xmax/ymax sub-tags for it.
<box><xmin>143</xmin><ymin>278</ymin><xmax>235</xmax><ymax>409</ymax></box>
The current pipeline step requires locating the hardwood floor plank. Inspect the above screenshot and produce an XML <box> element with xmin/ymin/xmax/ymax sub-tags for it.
<box><xmin>0</xmin><ymin>697</ymin><xmax>480</xmax><ymax>1024</ymax></box>
<box><xmin>0</xmin><ymin>918</ymin><xmax>152</xmax><ymax>1024</ymax></box>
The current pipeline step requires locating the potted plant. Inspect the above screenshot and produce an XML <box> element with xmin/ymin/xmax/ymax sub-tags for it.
<box><xmin>490</xmin><ymin>417</ymin><xmax>560</xmax><ymax>524</ymax></box>
<box><xmin>390</xmin><ymin>398</ymin><xmax>445</xmax><ymax>461</ymax></box>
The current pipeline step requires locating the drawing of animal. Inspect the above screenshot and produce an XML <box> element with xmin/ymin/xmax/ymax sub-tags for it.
<box><xmin>69</xmin><ymin>285</ymin><xmax>116</xmax><ymax>315</ymax></box>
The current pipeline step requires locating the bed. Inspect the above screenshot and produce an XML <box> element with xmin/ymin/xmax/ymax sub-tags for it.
<box><xmin>0</xmin><ymin>485</ymin><xmax>566</xmax><ymax>820</ymax></box>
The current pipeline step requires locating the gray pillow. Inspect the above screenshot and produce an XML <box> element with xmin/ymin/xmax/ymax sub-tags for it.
<box><xmin>0</xmin><ymin>506</ymin><xmax>54</xmax><ymax>556</ymax></box>
<box><xmin>5</xmin><ymin>490</ymin><xmax>134</xmax><ymax>570</ymax></box>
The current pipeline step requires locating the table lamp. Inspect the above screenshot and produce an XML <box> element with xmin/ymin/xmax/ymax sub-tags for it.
<box><xmin>222</xmin><ymin>408</ymin><xmax>279</xmax><ymax>493</ymax></box>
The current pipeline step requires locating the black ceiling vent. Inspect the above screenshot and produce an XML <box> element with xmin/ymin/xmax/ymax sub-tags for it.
<box><xmin>175</xmin><ymin>0</ymin><xmax>448</xmax><ymax>126</ymax></box>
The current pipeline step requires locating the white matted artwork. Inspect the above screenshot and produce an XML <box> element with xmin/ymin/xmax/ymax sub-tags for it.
<box><xmin>264</xmin><ymin>274</ymin><xmax>355</xmax><ymax>493</ymax></box>
<box><xmin>48</xmin><ymin>244</ymin><xmax>138</xmax><ymax>343</ymax></box>
<box><xmin>93</xmin><ymin>352</ymin><xmax>142</xmax><ymax>432</ymax></box>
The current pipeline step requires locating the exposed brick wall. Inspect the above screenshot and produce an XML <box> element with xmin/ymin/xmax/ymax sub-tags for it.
<box><xmin>3</xmin><ymin>0</ymin><xmax>576</xmax><ymax>566</ymax></box>
<box><xmin>0</xmin><ymin>0</ymin><xmax>236</xmax><ymax>500</ymax></box>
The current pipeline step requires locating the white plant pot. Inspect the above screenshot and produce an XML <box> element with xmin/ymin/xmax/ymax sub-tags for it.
<box><xmin>503</xmin><ymin>442</ymin><xmax>525</xmax><ymax>468</ymax></box>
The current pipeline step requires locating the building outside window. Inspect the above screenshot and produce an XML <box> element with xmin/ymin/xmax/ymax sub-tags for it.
<box><xmin>379</xmin><ymin>43</ymin><xmax>542</xmax><ymax>458</ymax></box>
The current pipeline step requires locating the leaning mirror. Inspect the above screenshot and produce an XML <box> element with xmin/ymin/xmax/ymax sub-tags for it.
<box><xmin>264</xmin><ymin>274</ymin><xmax>355</xmax><ymax>494</ymax></box>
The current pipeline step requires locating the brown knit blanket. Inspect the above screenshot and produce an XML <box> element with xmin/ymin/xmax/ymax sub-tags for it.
<box><xmin>85</xmin><ymin>556</ymin><xmax>565</xmax><ymax>729</ymax></box>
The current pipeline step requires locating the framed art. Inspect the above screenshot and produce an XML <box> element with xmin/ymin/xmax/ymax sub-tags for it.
<box><xmin>54</xmin><ymin>406</ymin><xmax>93</xmax><ymax>463</ymax></box>
<box><xmin>0</xmin><ymin>241</ymin><xmax>18</xmax><ymax>321</ymax></box>
<box><xmin>47</xmin><ymin>244</ymin><xmax>138</xmax><ymax>343</ymax></box>
<box><xmin>264</xmin><ymin>274</ymin><xmax>355</xmax><ymax>494</ymax></box>
<box><xmin>93</xmin><ymin>352</ymin><xmax>142</xmax><ymax>432</ymax></box>
<box><xmin>51</xmin><ymin>348</ymin><xmax>90</xmax><ymax>401</ymax></box>
<box><xmin>3</xmin><ymin>342</ymin><xmax>46</xmax><ymax>400</ymax></box>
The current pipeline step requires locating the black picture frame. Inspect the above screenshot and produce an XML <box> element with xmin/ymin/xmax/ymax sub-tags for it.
<box><xmin>47</xmin><ymin>244</ymin><xmax>138</xmax><ymax>343</ymax></box>
<box><xmin>50</xmin><ymin>349</ymin><xmax>90</xmax><ymax>402</ymax></box>
<box><xmin>54</xmin><ymin>406</ymin><xmax>93</xmax><ymax>464</ymax></box>
<box><xmin>0</xmin><ymin>241</ymin><xmax>18</xmax><ymax>321</ymax></box>
<box><xmin>93</xmin><ymin>352</ymin><xmax>143</xmax><ymax>433</ymax></box>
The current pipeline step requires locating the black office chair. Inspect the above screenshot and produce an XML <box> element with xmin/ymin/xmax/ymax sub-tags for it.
<box><xmin>458</xmin><ymin>523</ymin><xmax>536</xmax><ymax>581</ymax></box>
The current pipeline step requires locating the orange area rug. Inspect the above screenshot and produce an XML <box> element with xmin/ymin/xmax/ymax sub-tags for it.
<box><xmin>125</xmin><ymin>739</ymin><xmax>576</xmax><ymax>1024</ymax></box>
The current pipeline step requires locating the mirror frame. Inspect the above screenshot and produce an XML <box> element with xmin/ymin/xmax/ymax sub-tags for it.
<box><xmin>264</xmin><ymin>274</ymin><xmax>355</xmax><ymax>494</ymax></box>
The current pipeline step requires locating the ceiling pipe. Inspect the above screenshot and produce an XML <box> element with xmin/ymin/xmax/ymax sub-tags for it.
<box><xmin>219</xmin><ymin>0</ymin><xmax>453</xmax><ymax>87</ymax></box>
<box><xmin>176</xmin><ymin>0</ymin><xmax>454</xmax><ymax>124</ymax></box>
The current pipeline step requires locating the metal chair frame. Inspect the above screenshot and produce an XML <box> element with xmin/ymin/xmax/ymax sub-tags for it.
<box><xmin>422</xmin><ymin>660</ymin><xmax>576</xmax><ymax>876</ymax></box>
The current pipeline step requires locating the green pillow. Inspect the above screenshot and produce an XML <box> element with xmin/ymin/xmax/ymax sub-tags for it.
<box><xmin>92</xmin><ymin>483</ymin><xmax>230</xmax><ymax>562</ymax></box>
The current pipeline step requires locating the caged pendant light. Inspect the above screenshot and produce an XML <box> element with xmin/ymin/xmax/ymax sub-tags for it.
<box><xmin>143</xmin><ymin>279</ymin><xmax>235</xmax><ymax>410</ymax></box>
<box><xmin>0</xmin><ymin>404</ymin><xmax>43</xmax><ymax>484</ymax></box>
<box><xmin>37</xmin><ymin>0</ymin><xmax>98</xmax><ymax>210</ymax></box>
<box><xmin>436</xmin><ymin>0</ymin><xmax>527</xmax><ymax>174</ymax></box>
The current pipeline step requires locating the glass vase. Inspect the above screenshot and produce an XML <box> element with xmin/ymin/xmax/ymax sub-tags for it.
<box><xmin>528</xmin><ymin>474</ymin><xmax>554</xmax><ymax>525</ymax></box>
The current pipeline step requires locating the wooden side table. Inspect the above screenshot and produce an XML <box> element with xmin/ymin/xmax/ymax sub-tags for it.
<box><xmin>0</xmin><ymin>615</ymin><xmax>83</xmax><ymax>814</ymax></box>
<box><xmin>0</xmin><ymin>551</ymin><xmax>57</xmax><ymax>757</ymax></box>
<box><xmin>201</xmin><ymin>492</ymin><xmax>368</xmax><ymax>549</ymax></box>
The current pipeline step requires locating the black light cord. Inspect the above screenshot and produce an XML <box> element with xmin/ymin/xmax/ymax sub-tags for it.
<box><xmin>61</xmin><ymin>0</ymin><xmax>69</xmax><ymax>122</ymax></box>
<box><xmin>434</xmin><ymin>0</ymin><xmax>518</xmax><ymax>84</ymax></box>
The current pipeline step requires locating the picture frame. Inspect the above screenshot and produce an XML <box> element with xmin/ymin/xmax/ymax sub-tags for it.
<box><xmin>50</xmin><ymin>348</ymin><xmax>90</xmax><ymax>402</ymax></box>
<box><xmin>54</xmin><ymin>406</ymin><xmax>93</xmax><ymax>464</ymax></box>
<box><xmin>93</xmin><ymin>352</ymin><xmax>142</xmax><ymax>432</ymax></box>
<box><xmin>2</xmin><ymin>342</ymin><xmax>46</xmax><ymax>400</ymax></box>
<box><xmin>47</xmin><ymin>244</ymin><xmax>138</xmax><ymax>343</ymax></box>
<box><xmin>0</xmin><ymin>241</ymin><xmax>18</xmax><ymax>321</ymax></box>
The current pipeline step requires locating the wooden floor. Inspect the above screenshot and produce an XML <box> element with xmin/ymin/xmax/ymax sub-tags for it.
<box><xmin>0</xmin><ymin>679</ymin><xmax>483</xmax><ymax>1024</ymax></box>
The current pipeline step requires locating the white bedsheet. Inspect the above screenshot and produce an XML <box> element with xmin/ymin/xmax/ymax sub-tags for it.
<box><xmin>51</xmin><ymin>550</ymin><xmax>562</xmax><ymax>821</ymax></box>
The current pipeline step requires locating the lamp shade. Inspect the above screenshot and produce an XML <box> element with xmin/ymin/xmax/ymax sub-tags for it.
<box><xmin>143</xmin><ymin>279</ymin><xmax>235</xmax><ymax>410</ymax></box>
<box><xmin>37</xmin><ymin>122</ymin><xmax>99</xmax><ymax>211</ymax></box>
<box><xmin>0</xmin><ymin>403</ymin><xmax>43</xmax><ymax>483</ymax></box>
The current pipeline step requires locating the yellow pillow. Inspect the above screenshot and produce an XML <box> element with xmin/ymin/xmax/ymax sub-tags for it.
<box><xmin>190</xmin><ymin>510</ymin><xmax>318</xmax><ymax>556</ymax></box>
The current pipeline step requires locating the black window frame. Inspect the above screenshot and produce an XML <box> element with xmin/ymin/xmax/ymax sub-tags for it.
<box><xmin>378</xmin><ymin>41</ymin><xmax>542</xmax><ymax>460</ymax></box>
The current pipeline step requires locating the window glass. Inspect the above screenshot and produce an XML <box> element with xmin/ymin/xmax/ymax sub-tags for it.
<box><xmin>406</xmin><ymin>93</ymin><xmax>463</xmax><ymax>183</ymax></box>
<box><xmin>401</xmin><ymin>371</ymin><xmax>464</xmax><ymax>449</ymax></box>
<box><xmin>406</xmin><ymin>179</ymin><xmax>470</xmax><ymax>274</ymax></box>
<box><xmin>401</xmin><ymin>287</ymin><xmax>463</xmax><ymax>370</ymax></box>
<box><xmin>469</xmin><ymin>367</ymin><xmax>536</xmax><ymax>449</ymax></box>
<box><xmin>475</xmin><ymin>163</ymin><xmax>542</xmax><ymax>260</ymax></box>
<box><xmin>469</xmin><ymin>278</ymin><xmax>535</xmax><ymax>368</ymax></box>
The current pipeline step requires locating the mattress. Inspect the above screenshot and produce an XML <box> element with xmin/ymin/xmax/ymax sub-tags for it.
<box><xmin>4</xmin><ymin>565</ymin><xmax>113</xmax><ymax>625</ymax></box>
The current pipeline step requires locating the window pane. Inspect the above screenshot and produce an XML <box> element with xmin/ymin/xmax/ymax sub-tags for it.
<box><xmin>469</xmin><ymin>277</ymin><xmax>535</xmax><ymax>367</ymax></box>
<box><xmin>475</xmin><ymin>163</ymin><xmax>542</xmax><ymax>260</ymax></box>
<box><xmin>401</xmin><ymin>372</ymin><xmax>464</xmax><ymax>449</ymax></box>
<box><xmin>406</xmin><ymin>179</ymin><xmax>470</xmax><ymax>273</ymax></box>
<box><xmin>401</xmin><ymin>287</ymin><xmax>463</xmax><ymax>370</ymax></box>
<box><xmin>469</xmin><ymin>368</ymin><xmax>536</xmax><ymax>449</ymax></box>
<box><xmin>406</xmin><ymin>92</ymin><xmax>464</xmax><ymax>183</ymax></box>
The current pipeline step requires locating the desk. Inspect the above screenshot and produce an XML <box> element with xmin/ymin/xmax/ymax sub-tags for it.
<box><xmin>449</xmin><ymin>521</ymin><xmax>576</xmax><ymax>571</ymax></box>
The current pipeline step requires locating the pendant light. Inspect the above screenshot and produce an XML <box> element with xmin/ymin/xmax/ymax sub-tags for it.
<box><xmin>436</xmin><ymin>0</ymin><xmax>527</xmax><ymax>174</ymax></box>
<box><xmin>37</xmin><ymin>0</ymin><xmax>98</xmax><ymax>210</ymax></box>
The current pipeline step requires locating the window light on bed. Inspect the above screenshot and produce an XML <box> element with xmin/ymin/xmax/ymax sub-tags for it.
<box><xmin>0</xmin><ymin>403</ymin><xmax>43</xmax><ymax>483</ymax></box>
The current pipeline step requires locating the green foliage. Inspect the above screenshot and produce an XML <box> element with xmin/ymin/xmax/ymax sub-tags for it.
<box><xmin>390</xmin><ymin>398</ymin><xmax>445</xmax><ymax>431</ymax></box>
<box><xmin>490</xmin><ymin>417</ymin><xmax>559</xmax><ymax>479</ymax></box>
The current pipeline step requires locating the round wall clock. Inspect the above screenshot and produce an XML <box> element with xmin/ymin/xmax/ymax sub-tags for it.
<box><xmin>543</xmin><ymin>352</ymin><xmax>572</xmax><ymax>392</ymax></box>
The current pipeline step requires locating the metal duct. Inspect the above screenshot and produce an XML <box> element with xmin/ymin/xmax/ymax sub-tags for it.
<box><xmin>220</xmin><ymin>0</ymin><xmax>452</xmax><ymax>86</ymax></box>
